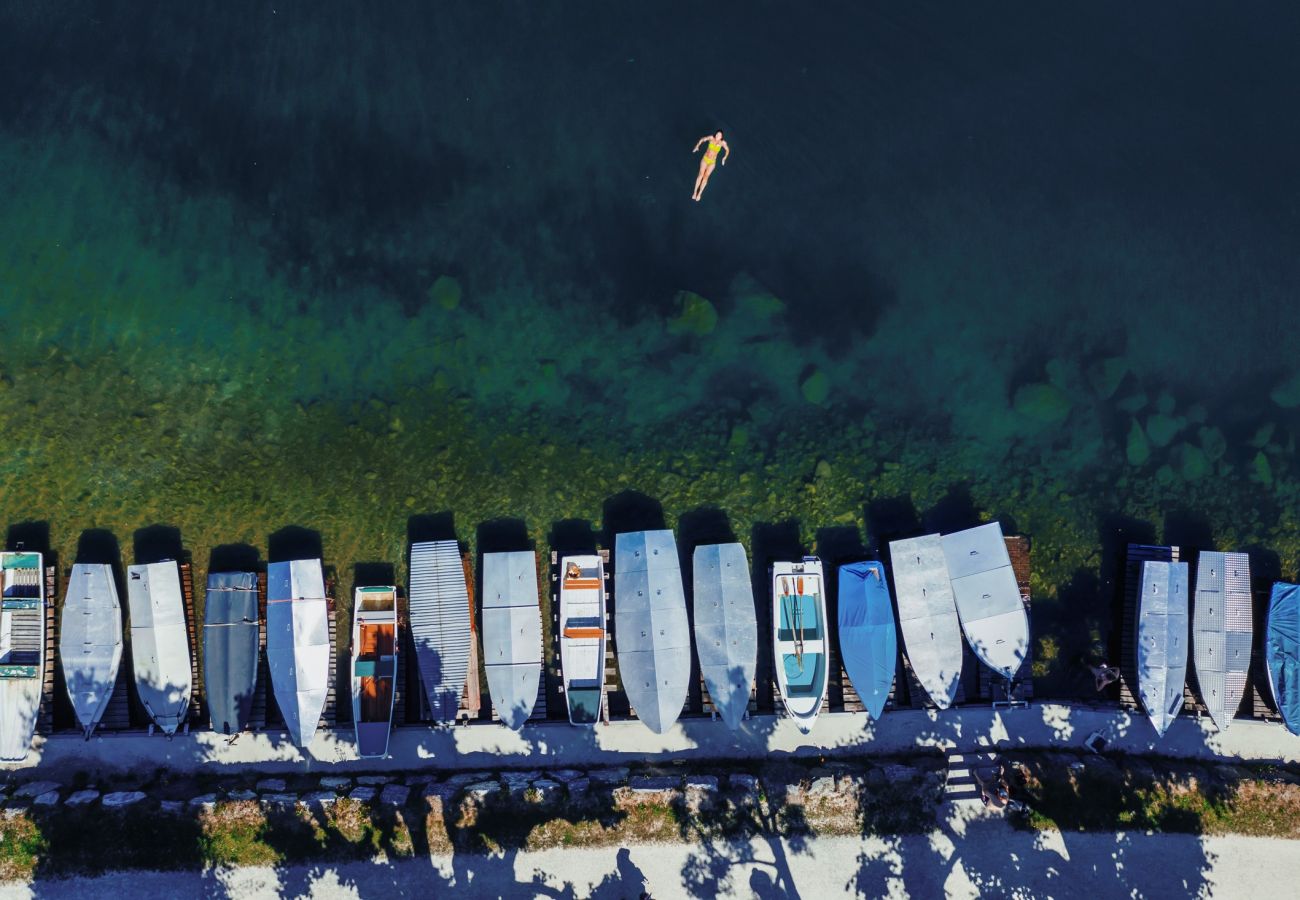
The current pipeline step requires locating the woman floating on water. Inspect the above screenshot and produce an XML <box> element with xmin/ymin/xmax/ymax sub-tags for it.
<box><xmin>691</xmin><ymin>131</ymin><xmax>729</xmax><ymax>201</ymax></box>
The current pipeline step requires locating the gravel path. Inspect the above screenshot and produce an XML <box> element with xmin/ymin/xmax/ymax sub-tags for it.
<box><xmin>7</xmin><ymin>819</ymin><xmax>1299</xmax><ymax>899</ymax></box>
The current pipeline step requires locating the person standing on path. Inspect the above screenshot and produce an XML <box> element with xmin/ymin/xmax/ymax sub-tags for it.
<box><xmin>691</xmin><ymin>131</ymin><xmax>730</xmax><ymax>200</ymax></box>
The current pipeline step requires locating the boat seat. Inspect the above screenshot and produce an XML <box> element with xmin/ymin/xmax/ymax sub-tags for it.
<box><xmin>777</xmin><ymin>595</ymin><xmax>822</xmax><ymax>642</ymax></box>
<box><xmin>356</xmin><ymin>656</ymin><xmax>396</xmax><ymax>679</ymax></box>
<box><xmin>783</xmin><ymin>652</ymin><xmax>821</xmax><ymax>694</ymax></box>
<box><xmin>1</xmin><ymin>599</ymin><xmax>39</xmax><ymax>609</ymax></box>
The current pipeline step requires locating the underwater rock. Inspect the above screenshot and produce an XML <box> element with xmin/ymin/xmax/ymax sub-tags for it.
<box><xmin>815</xmin><ymin>459</ymin><xmax>833</xmax><ymax>480</ymax></box>
<box><xmin>727</xmin><ymin>424</ymin><xmax>749</xmax><ymax>453</ymax></box>
<box><xmin>1198</xmin><ymin>426</ymin><xmax>1227</xmax><ymax>462</ymax></box>
<box><xmin>1174</xmin><ymin>443</ymin><xmax>1210</xmax><ymax>481</ymax></box>
<box><xmin>1086</xmin><ymin>357</ymin><xmax>1128</xmax><ymax>399</ymax></box>
<box><xmin>1269</xmin><ymin>372</ymin><xmax>1300</xmax><ymax>408</ymax></box>
<box><xmin>1251</xmin><ymin>451</ymin><xmax>1273</xmax><ymax>487</ymax></box>
<box><xmin>1155</xmin><ymin>391</ymin><xmax>1176</xmax><ymax>415</ymax></box>
<box><xmin>730</xmin><ymin>272</ymin><xmax>786</xmax><ymax>319</ymax></box>
<box><xmin>1013</xmin><ymin>383</ymin><xmax>1071</xmax><ymax>424</ymax></box>
<box><xmin>667</xmin><ymin>291</ymin><xmax>718</xmax><ymax>336</ymax></box>
<box><xmin>1045</xmin><ymin>359</ymin><xmax>1077</xmax><ymax>392</ymax></box>
<box><xmin>1249</xmin><ymin>423</ymin><xmax>1276</xmax><ymax>449</ymax></box>
<box><xmin>1116</xmin><ymin>392</ymin><xmax>1148</xmax><ymax>414</ymax></box>
<box><xmin>1144</xmin><ymin>413</ymin><xmax>1181</xmax><ymax>448</ymax></box>
<box><xmin>800</xmin><ymin>369</ymin><xmax>830</xmax><ymax>406</ymax></box>
<box><xmin>428</xmin><ymin>275</ymin><xmax>462</xmax><ymax>311</ymax></box>
<box><xmin>1126</xmin><ymin>420</ymin><xmax>1151</xmax><ymax>466</ymax></box>
<box><xmin>1155</xmin><ymin>464</ymin><xmax>1176</xmax><ymax>486</ymax></box>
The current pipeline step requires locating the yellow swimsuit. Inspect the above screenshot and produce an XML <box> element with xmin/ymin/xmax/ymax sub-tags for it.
<box><xmin>704</xmin><ymin>140</ymin><xmax>722</xmax><ymax>165</ymax></box>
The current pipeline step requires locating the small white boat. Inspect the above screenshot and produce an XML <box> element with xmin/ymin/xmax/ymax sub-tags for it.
<box><xmin>482</xmin><ymin>551</ymin><xmax>542</xmax><ymax>730</ymax></box>
<box><xmin>559</xmin><ymin>554</ymin><xmax>606</xmax><ymax>726</ymax></box>
<box><xmin>351</xmin><ymin>586</ymin><xmax>397</xmax><ymax>758</ymax></box>
<box><xmin>942</xmin><ymin>523</ymin><xmax>1029</xmax><ymax>680</ymax></box>
<box><xmin>60</xmin><ymin>563</ymin><xmax>124</xmax><ymax>739</ymax></box>
<box><xmin>125</xmin><ymin>561</ymin><xmax>192</xmax><ymax>736</ymax></box>
<box><xmin>0</xmin><ymin>552</ymin><xmax>45</xmax><ymax>761</ymax></box>
<box><xmin>772</xmin><ymin>557</ymin><xmax>827</xmax><ymax>733</ymax></box>
<box><xmin>692</xmin><ymin>542</ymin><xmax>757</xmax><ymax>730</ymax></box>
<box><xmin>889</xmin><ymin>535</ymin><xmax>963</xmax><ymax>708</ymax></box>
<box><xmin>266</xmin><ymin>559</ymin><xmax>330</xmax><ymax>747</ymax></box>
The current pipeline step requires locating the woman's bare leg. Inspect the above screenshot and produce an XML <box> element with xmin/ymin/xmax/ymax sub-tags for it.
<box><xmin>693</xmin><ymin>158</ymin><xmax>710</xmax><ymax>200</ymax></box>
<box><xmin>697</xmin><ymin>163</ymin><xmax>715</xmax><ymax>199</ymax></box>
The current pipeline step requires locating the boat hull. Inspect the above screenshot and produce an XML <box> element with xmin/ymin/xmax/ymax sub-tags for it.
<box><xmin>266</xmin><ymin>559</ymin><xmax>330</xmax><ymax>747</ymax></box>
<box><xmin>888</xmin><ymin>535</ymin><xmax>962</xmax><ymax>709</ymax></box>
<box><xmin>59</xmin><ymin>563</ymin><xmax>123</xmax><ymax>739</ymax></box>
<box><xmin>203</xmin><ymin>571</ymin><xmax>259</xmax><ymax>736</ymax></box>
<box><xmin>1192</xmin><ymin>551</ymin><xmax>1252</xmax><ymax>731</ymax></box>
<box><xmin>408</xmin><ymin>541</ymin><xmax>473</xmax><ymax>723</ymax></box>
<box><xmin>942</xmin><ymin>523</ymin><xmax>1029</xmax><ymax>681</ymax></box>
<box><xmin>837</xmin><ymin>560</ymin><xmax>896</xmax><ymax>721</ymax></box>
<box><xmin>482</xmin><ymin>551</ymin><xmax>542</xmax><ymax>731</ymax></box>
<box><xmin>692</xmin><ymin>542</ymin><xmax>757</xmax><ymax>730</ymax></box>
<box><xmin>772</xmin><ymin>558</ymin><xmax>827</xmax><ymax>733</ymax></box>
<box><xmin>560</xmin><ymin>554</ymin><xmax>606</xmax><ymax>726</ymax></box>
<box><xmin>1137</xmin><ymin>560</ymin><xmax>1189</xmax><ymax>737</ymax></box>
<box><xmin>1266</xmin><ymin>582</ymin><xmax>1300</xmax><ymax>736</ymax></box>
<box><xmin>126</xmin><ymin>561</ymin><xmax>192</xmax><ymax>736</ymax></box>
<box><xmin>615</xmin><ymin>531</ymin><xmax>690</xmax><ymax>734</ymax></box>
<box><xmin>351</xmin><ymin>586</ymin><xmax>397</xmax><ymax>758</ymax></box>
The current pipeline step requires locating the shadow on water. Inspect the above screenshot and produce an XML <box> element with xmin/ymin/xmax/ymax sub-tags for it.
<box><xmin>132</xmin><ymin>524</ymin><xmax>183</xmax><ymax>565</ymax></box>
<box><xmin>864</xmin><ymin>495</ymin><xmax>921</xmax><ymax>553</ymax></box>
<box><xmin>600</xmin><ymin>490</ymin><xmax>666</xmax><ymax>548</ymax></box>
<box><xmin>408</xmin><ymin>512</ymin><xmax>459</xmax><ymax>546</ymax></box>
<box><xmin>6</xmin><ymin>521</ymin><xmax>52</xmax><ymax>564</ymax></box>
<box><xmin>208</xmin><ymin>543</ymin><xmax>260</xmax><ymax>574</ymax></box>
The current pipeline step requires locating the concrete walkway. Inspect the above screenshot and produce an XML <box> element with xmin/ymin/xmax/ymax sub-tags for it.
<box><xmin>6</xmin><ymin>822</ymin><xmax>1299</xmax><ymax>899</ymax></box>
<box><xmin>6</xmin><ymin>703</ymin><xmax>1298</xmax><ymax>776</ymax></box>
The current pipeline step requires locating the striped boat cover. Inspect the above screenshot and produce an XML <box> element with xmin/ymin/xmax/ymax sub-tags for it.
<box><xmin>888</xmin><ymin>535</ymin><xmax>962</xmax><ymax>709</ymax></box>
<box><xmin>481</xmin><ymin>551</ymin><xmax>542</xmax><ymax>730</ymax></box>
<box><xmin>942</xmin><ymin>522</ymin><xmax>1029</xmax><ymax>680</ymax></box>
<box><xmin>692</xmin><ymin>542</ymin><xmax>757</xmax><ymax>730</ymax></box>
<box><xmin>615</xmin><ymin>530</ymin><xmax>691</xmax><ymax>734</ymax></box>
<box><xmin>126</xmin><ymin>561</ymin><xmax>192</xmax><ymax>736</ymax></box>
<box><xmin>1192</xmin><ymin>551</ymin><xmax>1252</xmax><ymax>731</ymax></box>
<box><xmin>409</xmin><ymin>541</ymin><xmax>472</xmax><ymax>722</ymax></box>
<box><xmin>1137</xmin><ymin>560</ymin><xmax>1189</xmax><ymax>737</ymax></box>
<box><xmin>266</xmin><ymin>559</ymin><xmax>330</xmax><ymax>747</ymax></box>
<box><xmin>60</xmin><ymin>563</ymin><xmax>123</xmax><ymax>737</ymax></box>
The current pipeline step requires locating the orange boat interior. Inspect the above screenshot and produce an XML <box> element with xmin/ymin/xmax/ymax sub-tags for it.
<box><xmin>356</xmin><ymin>622</ymin><xmax>395</xmax><ymax>722</ymax></box>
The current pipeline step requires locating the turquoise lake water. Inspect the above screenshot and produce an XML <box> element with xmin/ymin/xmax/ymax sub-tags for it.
<box><xmin>2</xmin><ymin>3</ymin><xmax>1299</xmax><ymax>697</ymax></box>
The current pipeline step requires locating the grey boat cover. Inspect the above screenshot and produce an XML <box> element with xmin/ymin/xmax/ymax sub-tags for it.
<box><xmin>126</xmin><ymin>562</ymin><xmax>192</xmax><ymax>735</ymax></box>
<box><xmin>59</xmin><ymin>563</ymin><xmax>123</xmax><ymax>738</ymax></box>
<box><xmin>0</xmin><ymin>552</ymin><xmax>44</xmax><ymax>761</ymax></box>
<box><xmin>409</xmin><ymin>540</ymin><xmax>472</xmax><ymax>722</ymax></box>
<box><xmin>266</xmin><ymin>559</ymin><xmax>330</xmax><ymax>747</ymax></box>
<box><xmin>1137</xmin><ymin>560</ymin><xmax>1189</xmax><ymax>737</ymax></box>
<box><xmin>204</xmin><ymin>571</ymin><xmax>260</xmax><ymax>736</ymax></box>
<box><xmin>888</xmin><ymin>535</ymin><xmax>963</xmax><ymax>708</ymax></box>
<box><xmin>942</xmin><ymin>523</ymin><xmax>1029</xmax><ymax>680</ymax></box>
<box><xmin>482</xmin><ymin>550</ymin><xmax>542</xmax><ymax>730</ymax></box>
<box><xmin>1266</xmin><ymin>582</ymin><xmax>1300</xmax><ymax>736</ymax></box>
<box><xmin>1192</xmin><ymin>551</ymin><xmax>1252</xmax><ymax>731</ymax></box>
<box><xmin>615</xmin><ymin>530</ymin><xmax>691</xmax><ymax>734</ymax></box>
<box><xmin>692</xmin><ymin>542</ymin><xmax>757</xmax><ymax>730</ymax></box>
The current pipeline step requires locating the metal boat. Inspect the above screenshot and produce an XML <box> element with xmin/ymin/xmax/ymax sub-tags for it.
<box><xmin>482</xmin><ymin>551</ymin><xmax>542</xmax><ymax>730</ymax></box>
<box><xmin>888</xmin><ymin>535</ymin><xmax>963</xmax><ymax>708</ymax></box>
<box><xmin>615</xmin><ymin>530</ymin><xmax>690</xmax><ymax>734</ymax></box>
<box><xmin>1192</xmin><ymin>551</ymin><xmax>1252</xmax><ymax>731</ymax></box>
<box><xmin>409</xmin><ymin>540</ymin><xmax>474</xmax><ymax>723</ymax></box>
<box><xmin>942</xmin><ymin>523</ymin><xmax>1029</xmax><ymax>680</ymax></box>
<box><xmin>1137</xmin><ymin>560</ymin><xmax>1189</xmax><ymax>737</ymax></box>
<box><xmin>126</xmin><ymin>561</ymin><xmax>192</xmax><ymax>736</ymax></box>
<box><xmin>692</xmin><ymin>542</ymin><xmax>757</xmax><ymax>730</ymax></box>
<box><xmin>266</xmin><ymin>559</ymin><xmax>330</xmax><ymax>747</ymax></box>
<box><xmin>60</xmin><ymin>562</ymin><xmax>123</xmax><ymax>739</ymax></box>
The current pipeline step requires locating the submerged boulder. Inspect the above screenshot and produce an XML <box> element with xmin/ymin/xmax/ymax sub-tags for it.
<box><xmin>1013</xmin><ymin>383</ymin><xmax>1071</xmax><ymax>424</ymax></box>
<box><xmin>1126</xmin><ymin>420</ymin><xmax>1151</xmax><ymax>466</ymax></box>
<box><xmin>800</xmin><ymin>368</ymin><xmax>830</xmax><ymax>406</ymax></box>
<box><xmin>1174</xmin><ymin>443</ymin><xmax>1210</xmax><ymax>481</ymax></box>
<box><xmin>1144</xmin><ymin>413</ymin><xmax>1182</xmax><ymax>448</ymax></box>
<box><xmin>1086</xmin><ymin>357</ymin><xmax>1128</xmax><ymax>399</ymax></box>
<box><xmin>428</xmin><ymin>275</ymin><xmax>462</xmax><ymax>311</ymax></box>
<box><xmin>1269</xmin><ymin>372</ymin><xmax>1300</xmax><ymax>409</ymax></box>
<box><xmin>667</xmin><ymin>291</ymin><xmax>718</xmax><ymax>336</ymax></box>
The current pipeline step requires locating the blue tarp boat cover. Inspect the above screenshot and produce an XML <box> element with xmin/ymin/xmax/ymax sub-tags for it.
<box><xmin>1266</xmin><ymin>582</ymin><xmax>1300</xmax><ymax>736</ymax></box>
<box><xmin>837</xmin><ymin>561</ymin><xmax>896</xmax><ymax>721</ymax></box>
<box><xmin>692</xmin><ymin>543</ymin><xmax>757</xmax><ymax>730</ymax></box>
<box><xmin>204</xmin><ymin>571</ymin><xmax>259</xmax><ymax>736</ymax></box>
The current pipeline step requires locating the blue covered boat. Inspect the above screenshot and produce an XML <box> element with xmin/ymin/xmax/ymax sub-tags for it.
<box><xmin>1266</xmin><ymin>582</ymin><xmax>1300</xmax><ymax>736</ymax></box>
<box><xmin>837</xmin><ymin>561</ymin><xmax>896</xmax><ymax>721</ymax></box>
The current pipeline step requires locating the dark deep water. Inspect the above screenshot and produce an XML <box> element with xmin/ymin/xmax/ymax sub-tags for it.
<box><xmin>3</xmin><ymin>1</ymin><xmax>1300</xmax><ymax>697</ymax></box>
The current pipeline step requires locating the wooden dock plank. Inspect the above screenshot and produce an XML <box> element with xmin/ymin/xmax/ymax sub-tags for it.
<box><xmin>179</xmin><ymin>561</ymin><xmax>204</xmax><ymax>727</ymax></box>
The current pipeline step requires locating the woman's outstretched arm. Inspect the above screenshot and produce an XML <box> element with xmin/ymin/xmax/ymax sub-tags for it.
<box><xmin>693</xmin><ymin>136</ymin><xmax>710</xmax><ymax>152</ymax></box>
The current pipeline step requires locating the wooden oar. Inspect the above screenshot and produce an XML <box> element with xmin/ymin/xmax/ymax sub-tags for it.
<box><xmin>794</xmin><ymin>575</ymin><xmax>806</xmax><ymax>666</ymax></box>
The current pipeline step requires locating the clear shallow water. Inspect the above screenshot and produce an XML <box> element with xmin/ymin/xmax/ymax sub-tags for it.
<box><xmin>1</xmin><ymin>2</ymin><xmax>1299</xmax><ymax>696</ymax></box>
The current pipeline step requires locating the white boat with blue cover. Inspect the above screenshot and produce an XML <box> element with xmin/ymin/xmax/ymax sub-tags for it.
<box><xmin>692</xmin><ymin>542</ymin><xmax>757</xmax><ymax>730</ymax></box>
<box><xmin>60</xmin><ymin>562</ymin><xmax>123</xmax><ymax>739</ymax></box>
<box><xmin>482</xmin><ymin>550</ymin><xmax>542</xmax><ymax>730</ymax></box>
<box><xmin>837</xmin><ymin>560</ymin><xmax>896</xmax><ymax>721</ymax></box>
<box><xmin>888</xmin><ymin>535</ymin><xmax>962</xmax><ymax>708</ymax></box>
<box><xmin>1266</xmin><ymin>582</ymin><xmax>1300</xmax><ymax>736</ymax></box>
<box><xmin>772</xmin><ymin>557</ymin><xmax>827</xmax><ymax>733</ymax></box>
<box><xmin>1137</xmin><ymin>559</ymin><xmax>1189</xmax><ymax>737</ymax></box>
<box><xmin>1192</xmin><ymin>551</ymin><xmax>1252</xmax><ymax>731</ymax></box>
<box><xmin>615</xmin><ymin>530</ymin><xmax>691</xmax><ymax>734</ymax></box>
<box><xmin>266</xmin><ymin>559</ymin><xmax>330</xmax><ymax>747</ymax></box>
<box><xmin>126</xmin><ymin>561</ymin><xmax>192</xmax><ymax>736</ymax></box>
<box><xmin>942</xmin><ymin>522</ymin><xmax>1029</xmax><ymax>680</ymax></box>
<box><xmin>0</xmin><ymin>552</ymin><xmax>45</xmax><ymax>761</ymax></box>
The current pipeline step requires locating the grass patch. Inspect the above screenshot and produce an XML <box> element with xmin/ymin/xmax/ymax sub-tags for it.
<box><xmin>1010</xmin><ymin>752</ymin><xmax>1300</xmax><ymax>837</ymax></box>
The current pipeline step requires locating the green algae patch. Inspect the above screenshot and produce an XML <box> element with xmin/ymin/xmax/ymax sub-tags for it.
<box><xmin>1144</xmin><ymin>412</ymin><xmax>1181</xmax><ymax>448</ymax></box>
<box><xmin>1269</xmin><ymin>371</ymin><xmax>1300</xmax><ymax>408</ymax></box>
<box><xmin>1013</xmin><ymin>383</ymin><xmax>1071</xmax><ymax>424</ymax></box>
<box><xmin>667</xmin><ymin>290</ymin><xmax>718</xmax><ymax>336</ymax></box>
<box><xmin>428</xmin><ymin>275</ymin><xmax>462</xmax><ymax>310</ymax></box>
<box><xmin>1125</xmin><ymin>419</ymin><xmax>1151</xmax><ymax>466</ymax></box>
<box><xmin>1174</xmin><ymin>443</ymin><xmax>1210</xmax><ymax>481</ymax></box>
<box><xmin>1086</xmin><ymin>356</ymin><xmax>1128</xmax><ymax>399</ymax></box>
<box><xmin>800</xmin><ymin>368</ymin><xmax>830</xmax><ymax>405</ymax></box>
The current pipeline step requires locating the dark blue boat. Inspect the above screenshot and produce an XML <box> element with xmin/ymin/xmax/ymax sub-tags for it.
<box><xmin>837</xmin><ymin>561</ymin><xmax>897</xmax><ymax>721</ymax></box>
<box><xmin>1266</xmin><ymin>582</ymin><xmax>1300</xmax><ymax>736</ymax></box>
<box><xmin>203</xmin><ymin>571</ymin><xmax>260</xmax><ymax>736</ymax></box>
